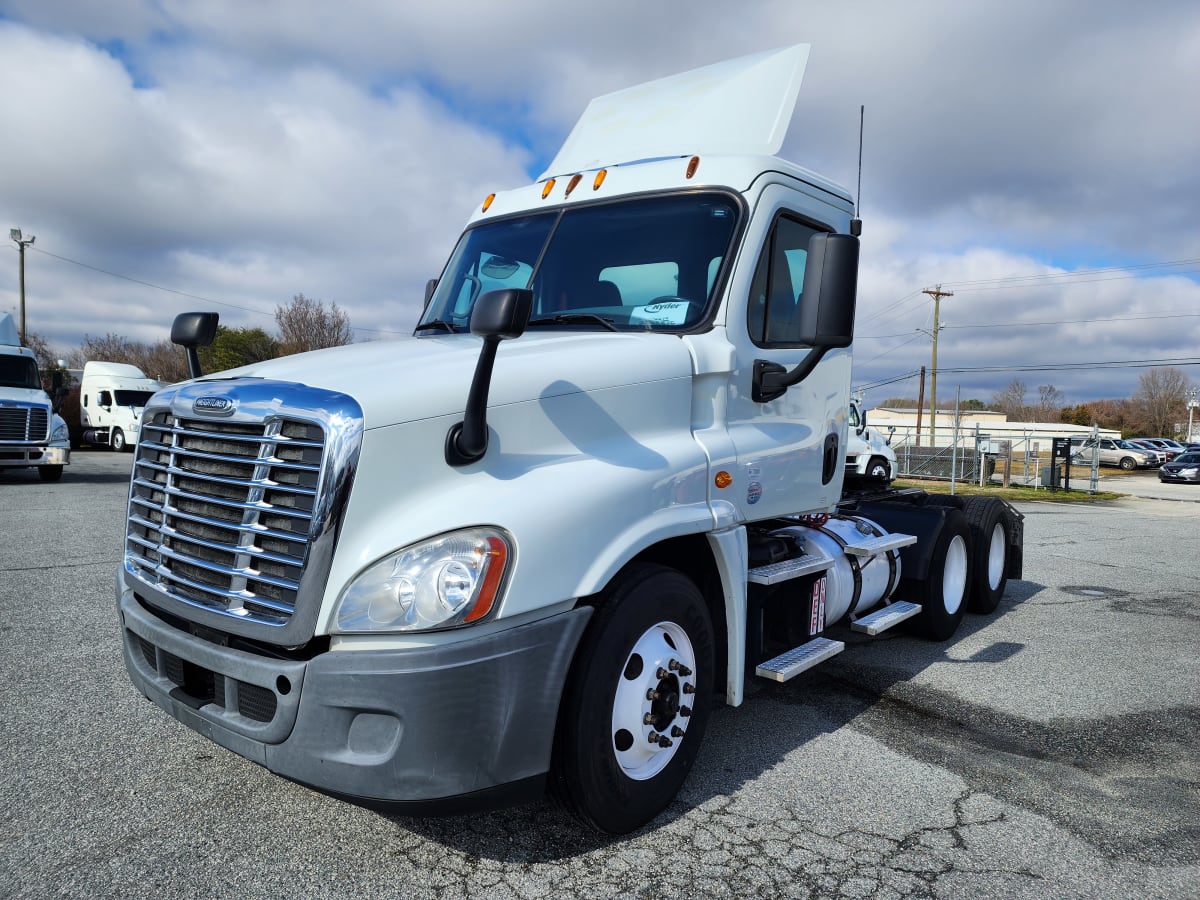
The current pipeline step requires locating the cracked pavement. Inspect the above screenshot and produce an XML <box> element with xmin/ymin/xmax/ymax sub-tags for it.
<box><xmin>2</xmin><ymin>453</ymin><xmax>1197</xmax><ymax>898</ymax></box>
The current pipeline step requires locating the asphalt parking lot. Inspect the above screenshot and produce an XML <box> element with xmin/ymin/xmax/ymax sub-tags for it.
<box><xmin>1</xmin><ymin>451</ymin><xmax>1197</xmax><ymax>899</ymax></box>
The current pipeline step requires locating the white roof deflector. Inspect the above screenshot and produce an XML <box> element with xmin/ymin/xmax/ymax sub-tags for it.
<box><xmin>539</xmin><ymin>44</ymin><xmax>810</xmax><ymax>180</ymax></box>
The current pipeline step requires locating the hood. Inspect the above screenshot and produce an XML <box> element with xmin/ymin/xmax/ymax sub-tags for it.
<box><xmin>0</xmin><ymin>387</ymin><xmax>50</xmax><ymax>407</ymax></box>
<box><xmin>189</xmin><ymin>331</ymin><xmax>696</xmax><ymax>429</ymax></box>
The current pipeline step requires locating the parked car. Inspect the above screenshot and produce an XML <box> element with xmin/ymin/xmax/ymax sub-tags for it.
<box><xmin>1071</xmin><ymin>438</ymin><xmax>1159</xmax><ymax>470</ymax></box>
<box><xmin>1125</xmin><ymin>439</ymin><xmax>1168</xmax><ymax>465</ymax></box>
<box><xmin>1137</xmin><ymin>438</ymin><xmax>1182</xmax><ymax>461</ymax></box>
<box><xmin>1158</xmin><ymin>450</ymin><xmax>1200</xmax><ymax>484</ymax></box>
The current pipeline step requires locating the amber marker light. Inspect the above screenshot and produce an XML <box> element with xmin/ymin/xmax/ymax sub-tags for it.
<box><xmin>541</xmin><ymin>179</ymin><xmax>556</xmax><ymax>199</ymax></box>
<box><xmin>565</xmin><ymin>173</ymin><xmax>582</xmax><ymax>197</ymax></box>
<box><xmin>593</xmin><ymin>169</ymin><xmax>608</xmax><ymax>190</ymax></box>
<box><xmin>714</xmin><ymin>471</ymin><xmax>733</xmax><ymax>489</ymax></box>
<box><xmin>463</xmin><ymin>536</ymin><xmax>509</xmax><ymax>623</ymax></box>
<box><xmin>481</xmin><ymin>193</ymin><xmax>496</xmax><ymax>212</ymax></box>
<box><xmin>685</xmin><ymin>156</ymin><xmax>700</xmax><ymax>179</ymax></box>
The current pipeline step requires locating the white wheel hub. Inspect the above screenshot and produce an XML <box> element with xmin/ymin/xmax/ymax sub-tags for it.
<box><xmin>987</xmin><ymin>522</ymin><xmax>1006</xmax><ymax>590</ymax></box>
<box><xmin>611</xmin><ymin>620</ymin><xmax>697</xmax><ymax>780</ymax></box>
<box><xmin>942</xmin><ymin>534</ymin><xmax>969</xmax><ymax>615</ymax></box>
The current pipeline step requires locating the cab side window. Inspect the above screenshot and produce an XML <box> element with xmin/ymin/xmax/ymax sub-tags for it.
<box><xmin>748</xmin><ymin>215</ymin><xmax>821</xmax><ymax>346</ymax></box>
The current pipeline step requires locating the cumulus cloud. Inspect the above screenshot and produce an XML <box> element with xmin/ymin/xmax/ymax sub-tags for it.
<box><xmin>1</xmin><ymin>1</ymin><xmax>1197</xmax><ymax>402</ymax></box>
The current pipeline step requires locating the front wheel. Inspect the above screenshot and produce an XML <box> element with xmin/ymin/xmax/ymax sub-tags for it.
<box><xmin>38</xmin><ymin>465</ymin><xmax>64</xmax><ymax>482</ymax></box>
<box><xmin>866</xmin><ymin>456</ymin><xmax>892</xmax><ymax>480</ymax></box>
<box><xmin>1119</xmin><ymin>456</ymin><xmax>1136</xmax><ymax>471</ymax></box>
<box><xmin>111</xmin><ymin>429</ymin><xmax>127</xmax><ymax>452</ymax></box>
<box><xmin>552</xmin><ymin>564</ymin><xmax>714</xmax><ymax>834</ymax></box>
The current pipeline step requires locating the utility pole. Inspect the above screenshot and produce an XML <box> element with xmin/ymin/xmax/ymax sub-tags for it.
<box><xmin>1187</xmin><ymin>388</ymin><xmax>1199</xmax><ymax>443</ymax></box>
<box><xmin>922</xmin><ymin>285</ymin><xmax>953</xmax><ymax>447</ymax></box>
<box><xmin>914</xmin><ymin>365</ymin><xmax>926</xmax><ymax>446</ymax></box>
<box><xmin>9</xmin><ymin>228</ymin><xmax>35</xmax><ymax>345</ymax></box>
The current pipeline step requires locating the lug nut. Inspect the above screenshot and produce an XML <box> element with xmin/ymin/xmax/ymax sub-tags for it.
<box><xmin>682</xmin><ymin>683</ymin><xmax>695</xmax><ymax>694</ymax></box>
<box><xmin>679</xmin><ymin>705</ymin><xmax>692</xmax><ymax>717</ymax></box>
<box><xmin>671</xmin><ymin>726</ymin><xmax>684</xmax><ymax>738</ymax></box>
<box><xmin>658</xmin><ymin>736</ymin><xmax>674</xmax><ymax>748</ymax></box>
<box><xmin>648</xmin><ymin>731</ymin><xmax>661</xmax><ymax>744</ymax></box>
<box><xmin>669</xmin><ymin>659</ymin><xmax>693</xmax><ymax>677</ymax></box>
<box><xmin>646</xmin><ymin>689</ymin><xmax>660</xmax><ymax>701</ymax></box>
<box><xmin>656</xmin><ymin>667</ymin><xmax>668</xmax><ymax>679</ymax></box>
<box><xmin>643</xmin><ymin>712</ymin><xmax>657</xmax><ymax>726</ymax></box>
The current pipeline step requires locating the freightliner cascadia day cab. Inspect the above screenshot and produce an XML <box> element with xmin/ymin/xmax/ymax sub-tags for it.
<box><xmin>0</xmin><ymin>312</ymin><xmax>70</xmax><ymax>482</ymax></box>
<box><xmin>117</xmin><ymin>46</ymin><xmax>1023</xmax><ymax>834</ymax></box>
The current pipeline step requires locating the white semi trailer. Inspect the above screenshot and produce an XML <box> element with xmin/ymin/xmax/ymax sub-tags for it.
<box><xmin>116</xmin><ymin>46</ymin><xmax>1023</xmax><ymax>834</ymax></box>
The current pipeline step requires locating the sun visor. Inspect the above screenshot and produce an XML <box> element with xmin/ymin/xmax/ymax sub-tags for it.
<box><xmin>539</xmin><ymin>44</ymin><xmax>810</xmax><ymax>180</ymax></box>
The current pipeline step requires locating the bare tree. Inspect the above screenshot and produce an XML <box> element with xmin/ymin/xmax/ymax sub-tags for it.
<box><xmin>992</xmin><ymin>379</ymin><xmax>1028</xmax><ymax>421</ymax></box>
<box><xmin>1034</xmin><ymin>384</ymin><xmax>1064</xmax><ymax>420</ymax></box>
<box><xmin>1133</xmin><ymin>366</ymin><xmax>1190</xmax><ymax>437</ymax></box>
<box><xmin>275</xmin><ymin>294</ymin><xmax>353</xmax><ymax>356</ymax></box>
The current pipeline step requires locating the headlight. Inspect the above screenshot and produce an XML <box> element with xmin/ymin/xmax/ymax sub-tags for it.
<box><xmin>334</xmin><ymin>528</ymin><xmax>511</xmax><ymax>633</ymax></box>
<box><xmin>1178</xmin><ymin>467</ymin><xmax>1198</xmax><ymax>476</ymax></box>
<box><xmin>51</xmin><ymin>416</ymin><xmax>69</xmax><ymax>442</ymax></box>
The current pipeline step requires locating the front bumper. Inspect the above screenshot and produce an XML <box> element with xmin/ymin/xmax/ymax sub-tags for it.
<box><xmin>0</xmin><ymin>444</ymin><xmax>69</xmax><ymax>467</ymax></box>
<box><xmin>118</xmin><ymin>583</ymin><xmax>592</xmax><ymax>811</ymax></box>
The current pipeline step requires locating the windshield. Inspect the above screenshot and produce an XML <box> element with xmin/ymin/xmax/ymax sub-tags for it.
<box><xmin>418</xmin><ymin>193</ymin><xmax>741</xmax><ymax>333</ymax></box>
<box><xmin>114</xmin><ymin>390</ymin><xmax>156</xmax><ymax>407</ymax></box>
<box><xmin>0</xmin><ymin>355</ymin><xmax>41</xmax><ymax>390</ymax></box>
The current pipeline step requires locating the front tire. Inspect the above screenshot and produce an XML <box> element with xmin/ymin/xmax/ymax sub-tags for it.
<box><xmin>866</xmin><ymin>456</ymin><xmax>891</xmax><ymax>481</ymax></box>
<box><xmin>1119</xmin><ymin>456</ymin><xmax>1136</xmax><ymax>471</ymax></box>
<box><xmin>111</xmin><ymin>429</ymin><xmax>127</xmax><ymax>452</ymax></box>
<box><xmin>551</xmin><ymin>564</ymin><xmax>714</xmax><ymax>834</ymax></box>
<box><xmin>38</xmin><ymin>465</ymin><xmax>64</xmax><ymax>482</ymax></box>
<box><xmin>903</xmin><ymin>509</ymin><xmax>971</xmax><ymax>641</ymax></box>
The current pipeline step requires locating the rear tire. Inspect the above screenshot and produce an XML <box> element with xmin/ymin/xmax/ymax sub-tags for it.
<box><xmin>903</xmin><ymin>509</ymin><xmax>970</xmax><ymax>641</ymax></box>
<box><xmin>551</xmin><ymin>564</ymin><xmax>714</xmax><ymax>834</ymax></box>
<box><xmin>960</xmin><ymin>497</ymin><xmax>1010</xmax><ymax>614</ymax></box>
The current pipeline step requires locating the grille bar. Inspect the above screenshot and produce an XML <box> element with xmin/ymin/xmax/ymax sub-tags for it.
<box><xmin>131</xmin><ymin>477</ymin><xmax>315</xmax><ymax>521</ymax></box>
<box><xmin>135</xmin><ymin>459</ymin><xmax>318</xmax><ymax>499</ymax></box>
<box><xmin>138</xmin><ymin>444</ymin><xmax>322</xmax><ymax>474</ymax></box>
<box><xmin>128</xmin><ymin>500</ymin><xmax>308</xmax><ymax>548</ymax></box>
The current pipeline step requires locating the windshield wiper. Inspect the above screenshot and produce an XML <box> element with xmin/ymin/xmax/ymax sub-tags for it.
<box><xmin>414</xmin><ymin>319</ymin><xmax>460</xmax><ymax>333</ymax></box>
<box><xmin>527</xmin><ymin>313</ymin><xmax>619</xmax><ymax>332</ymax></box>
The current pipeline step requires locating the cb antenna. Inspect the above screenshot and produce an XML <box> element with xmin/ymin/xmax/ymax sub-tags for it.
<box><xmin>851</xmin><ymin>104</ymin><xmax>864</xmax><ymax>237</ymax></box>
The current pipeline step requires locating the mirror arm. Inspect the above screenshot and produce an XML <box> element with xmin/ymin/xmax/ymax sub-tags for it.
<box><xmin>752</xmin><ymin>348</ymin><xmax>828</xmax><ymax>403</ymax></box>
<box><xmin>445</xmin><ymin>337</ymin><xmax>501</xmax><ymax>466</ymax></box>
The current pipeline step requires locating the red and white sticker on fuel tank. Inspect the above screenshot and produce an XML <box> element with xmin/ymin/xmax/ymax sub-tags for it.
<box><xmin>809</xmin><ymin>576</ymin><xmax>827</xmax><ymax>635</ymax></box>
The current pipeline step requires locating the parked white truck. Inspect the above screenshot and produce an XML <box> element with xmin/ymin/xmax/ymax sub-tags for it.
<box><xmin>117</xmin><ymin>46</ymin><xmax>1023</xmax><ymax>834</ymax></box>
<box><xmin>0</xmin><ymin>313</ymin><xmax>70</xmax><ymax>481</ymax></box>
<box><xmin>77</xmin><ymin>361</ymin><xmax>162</xmax><ymax>452</ymax></box>
<box><xmin>845</xmin><ymin>396</ymin><xmax>896</xmax><ymax>483</ymax></box>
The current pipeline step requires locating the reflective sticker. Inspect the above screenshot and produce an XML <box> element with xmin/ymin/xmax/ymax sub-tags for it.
<box><xmin>746</xmin><ymin>481</ymin><xmax>762</xmax><ymax>505</ymax></box>
<box><xmin>810</xmin><ymin>576</ymin><xmax>827</xmax><ymax>635</ymax></box>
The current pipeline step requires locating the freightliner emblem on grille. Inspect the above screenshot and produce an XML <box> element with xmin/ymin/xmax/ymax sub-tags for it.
<box><xmin>192</xmin><ymin>396</ymin><xmax>235</xmax><ymax>416</ymax></box>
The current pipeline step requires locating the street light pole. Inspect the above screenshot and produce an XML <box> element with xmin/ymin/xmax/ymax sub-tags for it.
<box><xmin>9</xmin><ymin>228</ymin><xmax>35</xmax><ymax>345</ymax></box>
<box><xmin>1187</xmin><ymin>388</ymin><xmax>1199</xmax><ymax>443</ymax></box>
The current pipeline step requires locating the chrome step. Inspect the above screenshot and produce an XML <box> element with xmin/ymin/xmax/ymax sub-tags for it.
<box><xmin>842</xmin><ymin>533</ymin><xmax>918</xmax><ymax>558</ymax></box>
<box><xmin>850</xmin><ymin>600</ymin><xmax>921</xmax><ymax>635</ymax></box>
<box><xmin>748</xmin><ymin>555</ymin><xmax>833</xmax><ymax>585</ymax></box>
<box><xmin>755</xmin><ymin>637</ymin><xmax>845</xmax><ymax>682</ymax></box>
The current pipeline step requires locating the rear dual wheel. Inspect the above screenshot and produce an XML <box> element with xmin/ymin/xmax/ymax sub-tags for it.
<box><xmin>552</xmin><ymin>564</ymin><xmax>714</xmax><ymax>834</ymax></box>
<box><xmin>904</xmin><ymin>508</ymin><xmax>971</xmax><ymax>641</ymax></box>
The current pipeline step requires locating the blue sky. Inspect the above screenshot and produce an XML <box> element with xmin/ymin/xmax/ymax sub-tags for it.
<box><xmin>1</xmin><ymin>0</ymin><xmax>1198</xmax><ymax>405</ymax></box>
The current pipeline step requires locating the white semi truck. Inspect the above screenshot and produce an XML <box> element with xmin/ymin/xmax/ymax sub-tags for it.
<box><xmin>77</xmin><ymin>361</ymin><xmax>162</xmax><ymax>452</ymax></box>
<box><xmin>0</xmin><ymin>312</ymin><xmax>70</xmax><ymax>481</ymax></box>
<box><xmin>845</xmin><ymin>396</ymin><xmax>896</xmax><ymax>483</ymax></box>
<box><xmin>117</xmin><ymin>46</ymin><xmax>1023</xmax><ymax>834</ymax></box>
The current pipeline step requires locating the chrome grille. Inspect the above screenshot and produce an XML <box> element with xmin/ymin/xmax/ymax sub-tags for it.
<box><xmin>0</xmin><ymin>406</ymin><xmax>49</xmax><ymax>442</ymax></box>
<box><xmin>125</xmin><ymin>411</ymin><xmax>326</xmax><ymax>626</ymax></box>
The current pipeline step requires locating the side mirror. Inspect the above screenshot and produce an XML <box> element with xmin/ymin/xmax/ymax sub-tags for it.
<box><xmin>753</xmin><ymin>232</ymin><xmax>859</xmax><ymax>402</ymax></box>
<box><xmin>424</xmin><ymin>278</ymin><xmax>438</xmax><ymax>307</ymax></box>
<box><xmin>171</xmin><ymin>312</ymin><xmax>219</xmax><ymax>379</ymax></box>
<box><xmin>445</xmin><ymin>289</ymin><xmax>532</xmax><ymax>467</ymax></box>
